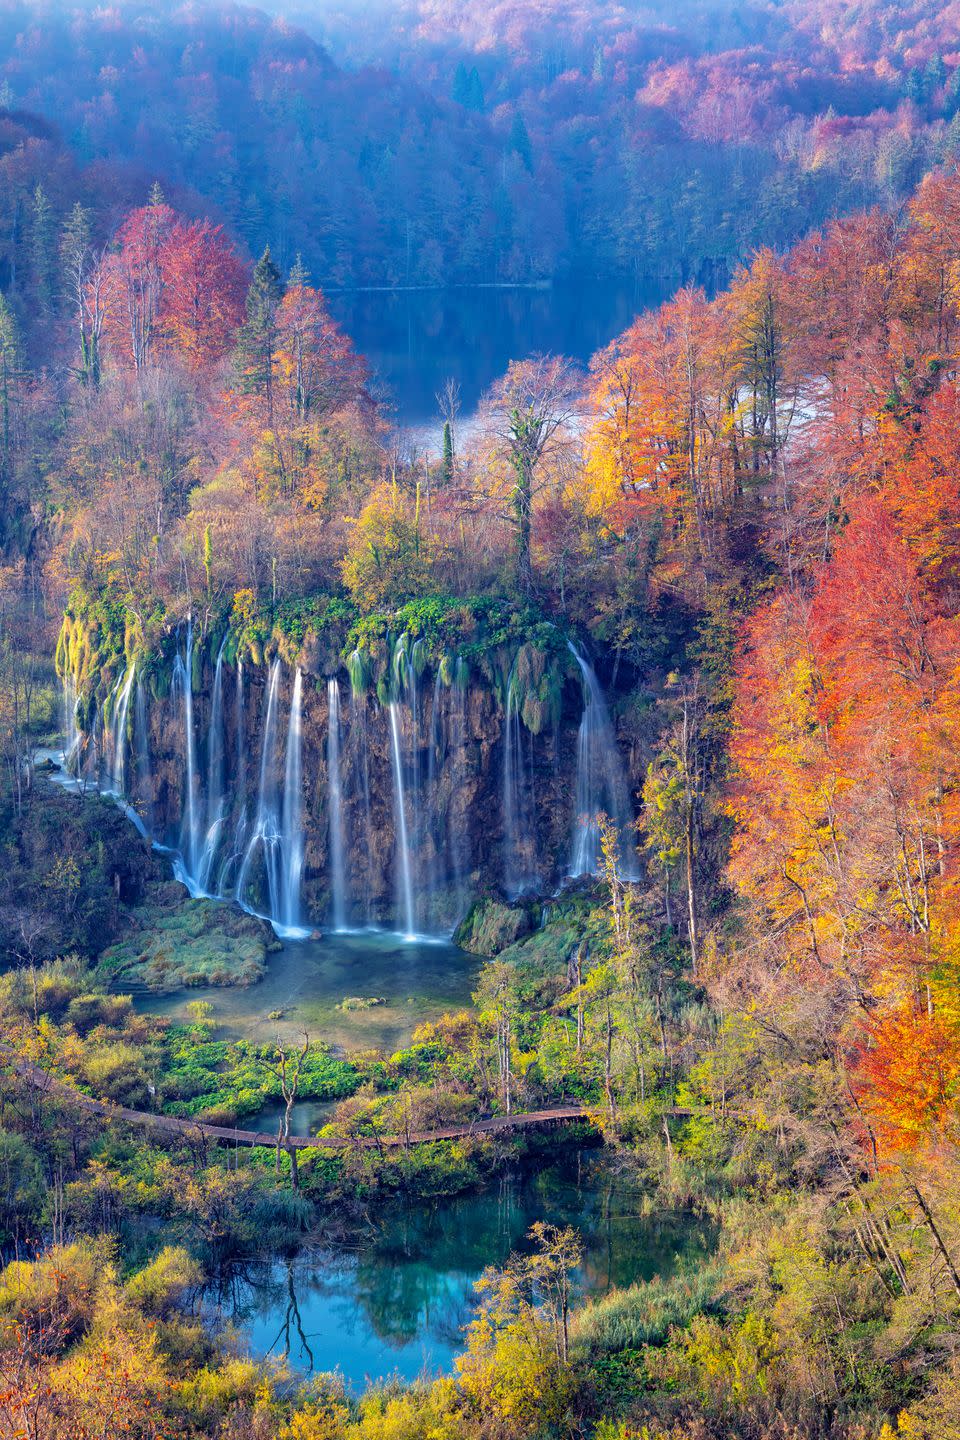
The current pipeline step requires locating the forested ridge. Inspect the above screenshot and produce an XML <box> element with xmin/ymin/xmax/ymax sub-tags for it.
<box><xmin>5</xmin><ymin>0</ymin><xmax>960</xmax><ymax>285</ymax></box>
<box><xmin>2</xmin><ymin>3</ymin><xmax>960</xmax><ymax>1436</ymax></box>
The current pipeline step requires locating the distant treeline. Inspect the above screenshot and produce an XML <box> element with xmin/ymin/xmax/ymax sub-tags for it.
<box><xmin>1</xmin><ymin>0</ymin><xmax>960</xmax><ymax>287</ymax></box>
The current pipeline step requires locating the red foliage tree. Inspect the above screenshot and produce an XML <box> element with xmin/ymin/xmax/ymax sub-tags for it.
<box><xmin>158</xmin><ymin>218</ymin><xmax>247</xmax><ymax>369</ymax></box>
<box><xmin>96</xmin><ymin>202</ymin><xmax>246</xmax><ymax>374</ymax></box>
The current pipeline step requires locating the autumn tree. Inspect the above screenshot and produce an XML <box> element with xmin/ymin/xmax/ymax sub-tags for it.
<box><xmin>481</xmin><ymin>354</ymin><xmax>580</xmax><ymax>592</ymax></box>
<box><xmin>98</xmin><ymin>198</ymin><xmax>174</xmax><ymax>373</ymax></box>
<box><xmin>157</xmin><ymin>217</ymin><xmax>246</xmax><ymax>368</ymax></box>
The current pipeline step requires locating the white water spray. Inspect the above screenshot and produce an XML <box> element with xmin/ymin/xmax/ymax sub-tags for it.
<box><xmin>568</xmin><ymin>642</ymin><xmax>639</xmax><ymax>879</ymax></box>
<box><xmin>388</xmin><ymin>700</ymin><xmax>416</xmax><ymax>939</ymax></box>
<box><xmin>327</xmin><ymin>677</ymin><xmax>347</xmax><ymax>930</ymax></box>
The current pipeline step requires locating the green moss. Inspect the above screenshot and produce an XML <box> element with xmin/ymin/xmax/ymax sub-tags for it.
<box><xmin>61</xmin><ymin>581</ymin><xmax>577</xmax><ymax>742</ymax></box>
<box><xmin>345</xmin><ymin>595</ymin><xmax>569</xmax><ymax>729</ymax></box>
<box><xmin>496</xmin><ymin>899</ymin><xmax>595</xmax><ymax>975</ymax></box>
<box><xmin>96</xmin><ymin>893</ymin><xmax>272</xmax><ymax>992</ymax></box>
<box><xmin>454</xmin><ymin>899</ymin><xmax>537</xmax><ymax>957</ymax></box>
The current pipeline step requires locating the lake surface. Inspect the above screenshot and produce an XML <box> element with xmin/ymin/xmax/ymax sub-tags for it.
<box><xmin>136</xmin><ymin>929</ymin><xmax>479</xmax><ymax>1052</ymax></box>
<box><xmin>327</xmin><ymin>277</ymin><xmax>677</xmax><ymax>430</ymax></box>
<box><xmin>207</xmin><ymin>1147</ymin><xmax>714</xmax><ymax>1388</ymax></box>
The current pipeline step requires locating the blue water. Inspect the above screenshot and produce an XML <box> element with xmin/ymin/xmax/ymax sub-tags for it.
<box><xmin>207</xmin><ymin>1148</ymin><xmax>713</xmax><ymax>1388</ymax></box>
<box><xmin>328</xmin><ymin>277</ymin><xmax>677</xmax><ymax>425</ymax></box>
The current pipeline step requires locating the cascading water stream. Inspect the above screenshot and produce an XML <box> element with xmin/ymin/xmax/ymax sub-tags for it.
<box><xmin>62</xmin><ymin>674</ymin><xmax>80</xmax><ymax>771</ymax></box>
<box><xmin>171</xmin><ymin>622</ymin><xmax>201</xmax><ymax>884</ymax></box>
<box><xmin>218</xmin><ymin>661</ymin><xmax>249</xmax><ymax>895</ymax></box>
<box><xmin>108</xmin><ymin>665</ymin><xmax>136</xmax><ymax>796</ymax></box>
<box><xmin>502</xmin><ymin>657</ymin><xmax>536</xmax><ymax>897</ymax></box>
<box><xmin>567</xmin><ymin>641</ymin><xmax>639</xmax><ymax>879</ymax></box>
<box><xmin>196</xmin><ymin>640</ymin><xmax>226</xmax><ymax>892</ymax></box>
<box><xmin>237</xmin><ymin>658</ymin><xmax>282</xmax><ymax>915</ymax></box>
<box><xmin>235</xmin><ymin>660</ymin><xmax>305</xmax><ymax>935</ymax></box>
<box><xmin>448</xmin><ymin>657</ymin><xmax>469</xmax><ymax>900</ymax></box>
<box><xmin>359</xmin><ymin>711</ymin><xmax>374</xmax><ymax>924</ymax></box>
<box><xmin>425</xmin><ymin>669</ymin><xmax>444</xmax><ymax>926</ymax></box>
<box><xmin>327</xmin><ymin>677</ymin><xmax>347</xmax><ymax>930</ymax></box>
<box><xmin>348</xmin><ymin>657</ymin><xmax>376</xmax><ymax>925</ymax></box>
<box><xmin>388</xmin><ymin>700</ymin><xmax>416</xmax><ymax>940</ymax></box>
<box><xmin>134</xmin><ymin>680</ymin><xmax>153</xmax><ymax>831</ymax></box>
<box><xmin>280</xmin><ymin>668</ymin><xmax>304</xmax><ymax>932</ymax></box>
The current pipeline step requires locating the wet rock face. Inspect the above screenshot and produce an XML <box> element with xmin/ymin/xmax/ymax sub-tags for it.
<box><xmin>117</xmin><ymin>656</ymin><xmax>586</xmax><ymax>931</ymax></box>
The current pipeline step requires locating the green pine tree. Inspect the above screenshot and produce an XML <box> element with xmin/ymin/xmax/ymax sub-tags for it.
<box><xmin>947</xmin><ymin>66</ymin><xmax>960</xmax><ymax>115</ymax></box>
<box><xmin>905</xmin><ymin>67</ymin><xmax>925</xmax><ymax>106</ymax></box>
<box><xmin>926</xmin><ymin>55</ymin><xmax>947</xmax><ymax>99</ymax></box>
<box><xmin>510</xmin><ymin>112</ymin><xmax>533</xmax><ymax>171</ymax></box>
<box><xmin>30</xmin><ymin>184</ymin><xmax>56</xmax><ymax>314</ymax></box>
<box><xmin>0</xmin><ymin>295</ymin><xmax>20</xmax><ymax>476</ymax></box>
<box><xmin>235</xmin><ymin>246</ymin><xmax>283</xmax><ymax>425</ymax></box>
<box><xmin>288</xmin><ymin>252</ymin><xmax>309</xmax><ymax>290</ymax></box>
<box><xmin>452</xmin><ymin>61</ymin><xmax>471</xmax><ymax>107</ymax></box>
<box><xmin>467</xmin><ymin>67</ymin><xmax>485</xmax><ymax>113</ymax></box>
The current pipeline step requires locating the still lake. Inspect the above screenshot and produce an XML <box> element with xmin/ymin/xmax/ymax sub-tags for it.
<box><xmin>327</xmin><ymin>276</ymin><xmax>677</xmax><ymax>429</ymax></box>
<box><xmin>136</xmin><ymin>928</ymin><xmax>478</xmax><ymax>1052</ymax></box>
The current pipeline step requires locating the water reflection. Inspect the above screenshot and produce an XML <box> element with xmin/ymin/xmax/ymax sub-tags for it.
<box><xmin>328</xmin><ymin>277</ymin><xmax>679</xmax><ymax>426</ymax></box>
<box><xmin>207</xmin><ymin>1149</ymin><xmax>715</xmax><ymax>1387</ymax></box>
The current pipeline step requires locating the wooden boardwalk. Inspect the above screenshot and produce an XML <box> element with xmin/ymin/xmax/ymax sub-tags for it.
<box><xmin>5</xmin><ymin>1048</ymin><xmax>598</xmax><ymax>1151</ymax></box>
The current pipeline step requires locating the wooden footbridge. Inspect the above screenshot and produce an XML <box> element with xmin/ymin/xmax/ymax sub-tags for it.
<box><xmin>6</xmin><ymin>1048</ymin><xmax>600</xmax><ymax>1151</ymax></box>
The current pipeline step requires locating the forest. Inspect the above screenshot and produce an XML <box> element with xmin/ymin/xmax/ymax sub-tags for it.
<box><xmin>1</xmin><ymin>0</ymin><xmax>960</xmax><ymax>1437</ymax></box>
<box><xmin>4</xmin><ymin>0</ymin><xmax>960</xmax><ymax>287</ymax></box>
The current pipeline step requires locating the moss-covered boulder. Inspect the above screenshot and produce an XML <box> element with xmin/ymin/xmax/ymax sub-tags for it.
<box><xmin>496</xmin><ymin>899</ymin><xmax>593</xmax><ymax>977</ymax></box>
<box><xmin>96</xmin><ymin>891</ymin><xmax>273</xmax><ymax>991</ymax></box>
<box><xmin>454</xmin><ymin>899</ymin><xmax>536</xmax><ymax>957</ymax></box>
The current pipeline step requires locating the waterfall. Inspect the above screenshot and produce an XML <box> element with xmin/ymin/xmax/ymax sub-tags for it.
<box><xmin>388</xmin><ymin>700</ymin><xmax>416</xmax><ymax>939</ymax></box>
<box><xmin>236</xmin><ymin>661</ymin><xmax>304</xmax><ymax>934</ymax></box>
<box><xmin>171</xmin><ymin>623</ymin><xmax>200</xmax><ymax>883</ymax></box>
<box><xmin>425</xmin><ymin>669</ymin><xmax>444</xmax><ymax>926</ymax></box>
<box><xmin>448</xmin><ymin>657</ymin><xmax>469</xmax><ymax>900</ymax></box>
<box><xmin>237</xmin><ymin>659</ymin><xmax>282</xmax><ymax>918</ymax></box>
<box><xmin>568</xmin><ymin>642</ymin><xmax>639</xmax><ymax>879</ymax></box>
<box><xmin>354</xmin><ymin>688</ymin><xmax>375</xmax><ymax>925</ymax></box>
<box><xmin>218</xmin><ymin>661</ymin><xmax>248</xmax><ymax>895</ymax></box>
<box><xmin>327</xmin><ymin>677</ymin><xmax>347</xmax><ymax>930</ymax></box>
<box><xmin>196</xmin><ymin>640</ymin><xmax>226</xmax><ymax>893</ymax></box>
<box><xmin>107</xmin><ymin>665</ymin><xmax>135</xmax><ymax>795</ymax></box>
<box><xmin>134</xmin><ymin>680</ymin><xmax>153</xmax><ymax>831</ymax></box>
<box><xmin>66</xmin><ymin>625</ymin><xmax>314</xmax><ymax>939</ymax></box>
<box><xmin>62</xmin><ymin>674</ymin><xmax>80</xmax><ymax>771</ymax></box>
<box><xmin>502</xmin><ymin>657</ymin><xmax>536</xmax><ymax>897</ymax></box>
<box><xmin>393</xmin><ymin>637</ymin><xmax>424</xmax><ymax>893</ymax></box>
<box><xmin>280</xmin><ymin>669</ymin><xmax>304</xmax><ymax>932</ymax></box>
